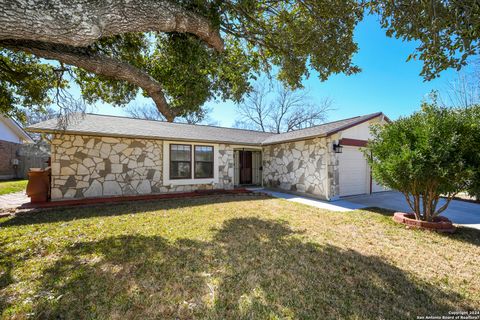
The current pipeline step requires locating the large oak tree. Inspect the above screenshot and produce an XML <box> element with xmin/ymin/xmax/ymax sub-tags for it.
<box><xmin>1</xmin><ymin>0</ymin><xmax>479</xmax><ymax>122</ymax></box>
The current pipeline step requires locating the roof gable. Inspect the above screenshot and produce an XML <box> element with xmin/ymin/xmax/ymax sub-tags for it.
<box><xmin>0</xmin><ymin>116</ymin><xmax>33</xmax><ymax>143</ymax></box>
<box><xmin>261</xmin><ymin>112</ymin><xmax>385</xmax><ymax>144</ymax></box>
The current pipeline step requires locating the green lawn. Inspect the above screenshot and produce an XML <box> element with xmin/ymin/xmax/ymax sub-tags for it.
<box><xmin>0</xmin><ymin>180</ymin><xmax>27</xmax><ymax>196</ymax></box>
<box><xmin>0</xmin><ymin>195</ymin><xmax>479</xmax><ymax>319</ymax></box>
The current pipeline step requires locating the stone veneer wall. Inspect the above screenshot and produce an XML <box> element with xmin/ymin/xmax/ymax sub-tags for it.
<box><xmin>217</xmin><ymin>144</ymin><xmax>235</xmax><ymax>189</ymax></box>
<box><xmin>50</xmin><ymin>134</ymin><xmax>234</xmax><ymax>200</ymax></box>
<box><xmin>262</xmin><ymin>137</ymin><xmax>333</xmax><ymax>200</ymax></box>
<box><xmin>326</xmin><ymin>136</ymin><xmax>340</xmax><ymax>199</ymax></box>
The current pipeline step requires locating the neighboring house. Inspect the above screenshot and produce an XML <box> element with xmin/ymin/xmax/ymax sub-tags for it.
<box><xmin>27</xmin><ymin>112</ymin><xmax>389</xmax><ymax>201</ymax></box>
<box><xmin>0</xmin><ymin>115</ymin><xmax>34</xmax><ymax>180</ymax></box>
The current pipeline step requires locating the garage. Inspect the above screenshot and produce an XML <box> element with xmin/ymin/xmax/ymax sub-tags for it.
<box><xmin>372</xmin><ymin>178</ymin><xmax>388</xmax><ymax>193</ymax></box>
<box><xmin>338</xmin><ymin>146</ymin><xmax>370</xmax><ymax>196</ymax></box>
<box><xmin>338</xmin><ymin>145</ymin><xmax>389</xmax><ymax>197</ymax></box>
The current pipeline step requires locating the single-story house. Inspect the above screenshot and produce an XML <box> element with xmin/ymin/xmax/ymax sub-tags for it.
<box><xmin>0</xmin><ymin>115</ymin><xmax>34</xmax><ymax>180</ymax></box>
<box><xmin>27</xmin><ymin>112</ymin><xmax>389</xmax><ymax>201</ymax></box>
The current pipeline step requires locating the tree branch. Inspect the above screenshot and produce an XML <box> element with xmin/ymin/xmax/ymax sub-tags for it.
<box><xmin>1</xmin><ymin>40</ymin><xmax>177</xmax><ymax>121</ymax></box>
<box><xmin>0</xmin><ymin>0</ymin><xmax>223</xmax><ymax>52</ymax></box>
<box><xmin>235</xmin><ymin>82</ymin><xmax>331</xmax><ymax>133</ymax></box>
<box><xmin>435</xmin><ymin>193</ymin><xmax>457</xmax><ymax>216</ymax></box>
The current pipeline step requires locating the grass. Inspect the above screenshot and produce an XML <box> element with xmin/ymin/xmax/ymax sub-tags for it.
<box><xmin>0</xmin><ymin>194</ymin><xmax>479</xmax><ymax>319</ymax></box>
<box><xmin>0</xmin><ymin>180</ymin><xmax>27</xmax><ymax>196</ymax></box>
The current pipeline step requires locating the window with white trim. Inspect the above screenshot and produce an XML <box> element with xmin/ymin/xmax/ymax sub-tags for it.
<box><xmin>168</xmin><ymin>144</ymin><xmax>214</xmax><ymax>180</ymax></box>
<box><xmin>170</xmin><ymin>144</ymin><xmax>191</xmax><ymax>179</ymax></box>
<box><xmin>194</xmin><ymin>145</ymin><xmax>214</xmax><ymax>178</ymax></box>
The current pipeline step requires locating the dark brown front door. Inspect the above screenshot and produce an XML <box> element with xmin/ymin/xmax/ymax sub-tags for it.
<box><xmin>239</xmin><ymin>151</ymin><xmax>252</xmax><ymax>184</ymax></box>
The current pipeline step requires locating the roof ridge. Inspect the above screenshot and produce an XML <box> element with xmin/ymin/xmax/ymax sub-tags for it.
<box><xmin>84</xmin><ymin>112</ymin><xmax>382</xmax><ymax>137</ymax></box>
<box><xmin>85</xmin><ymin>113</ymin><xmax>277</xmax><ymax>135</ymax></box>
<box><xmin>329</xmin><ymin>111</ymin><xmax>382</xmax><ymax>129</ymax></box>
<box><xmin>273</xmin><ymin>112</ymin><xmax>382</xmax><ymax>137</ymax></box>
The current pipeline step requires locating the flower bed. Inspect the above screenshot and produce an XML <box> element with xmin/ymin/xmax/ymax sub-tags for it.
<box><xmin>393</xmin><ymin>212</ymin><xmax>456</xmax><ymax>233</ymax></box>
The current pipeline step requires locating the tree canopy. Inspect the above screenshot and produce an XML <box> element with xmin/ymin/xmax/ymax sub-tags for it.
<box><xmin>1</xmin><ymin>0</ymin><xmax>479</xmax><ymax>123</ymax></box>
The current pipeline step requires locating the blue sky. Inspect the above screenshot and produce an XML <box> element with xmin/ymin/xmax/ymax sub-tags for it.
<box><xmin>86</xmin><ymin>14</ymin><xmax>467</xmax><ymax>127</ymax></box>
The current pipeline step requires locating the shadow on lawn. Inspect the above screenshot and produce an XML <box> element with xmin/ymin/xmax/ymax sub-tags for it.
<box><xmin>4</xmin><ymin>196</ymin><xmax>479</xmax><ymax>247</ymax></box>
<box><xmin>27</xmin><ymin>218</ymin><xmax>472</xmax><ymax>319</ymax></box>
<box><xmin>0</xmin><ymin>194</ymin><xmax>268</xmax><ymax>228</ymax></box>
<box><xmin>0</xmin><ymin>241</ymin><xmax>21</xmax><ymax>312</ymax></box>
<box><xmin>362</xmin><ymin>207</ymin><xmax>480</xmax><ymax>247</ymax></box>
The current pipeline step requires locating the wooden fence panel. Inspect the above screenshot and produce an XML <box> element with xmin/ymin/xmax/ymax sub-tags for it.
<box><xmin>17</xmin><ymin>155</ymin><xmax>50</xmax><ymax>178</ymax></box>
<box><xmin>16</xmin><ymin>142</ymin><xmax>50</xmax><ymax>179</ymax></box>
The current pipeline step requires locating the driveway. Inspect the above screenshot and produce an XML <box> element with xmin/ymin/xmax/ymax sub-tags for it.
<box><xmin>341</xmin><ymin>191</ymin><xmax>480</xmax><ymax>230</ymax></box>
<box><xmin>251</xmin><ymin>188</ymin><xmax>480</xmax><ymax>230</ymax></box>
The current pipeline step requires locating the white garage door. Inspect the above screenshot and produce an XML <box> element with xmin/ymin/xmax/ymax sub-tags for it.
<box><xmin>338</xmin><ymin>146</ymin><xmax>369</xmax><ymax>196</ymax></box>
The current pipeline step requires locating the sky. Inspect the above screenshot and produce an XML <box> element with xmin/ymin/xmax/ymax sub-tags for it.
<box><xmin>84</xmin><ymin>14</ymin><xmax>469</xmax><ymax>127</ymax></box>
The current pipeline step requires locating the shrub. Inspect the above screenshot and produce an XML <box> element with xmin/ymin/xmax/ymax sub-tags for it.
<box><xmin>465</xmin><ymin>105</ymin><xmax>480</xmax><ymax>200</ymax></box>
<box><xmin>365</xmin><ymin>103</ymin><xmax>480</xmax><ymax>221</ymax></box>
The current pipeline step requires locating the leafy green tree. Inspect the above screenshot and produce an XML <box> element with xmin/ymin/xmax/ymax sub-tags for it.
<box><xmin>0</xmin><ymin>0</ymin><xmax>361</xmax><ymax>122</ymax></box>
<box><xmin>366</xmin><ymin>102</ymin><xmax>480</xmax><ymax>221</ymax></box>
<box><xmin>0</xmin><ymin>0</ymin><xmax>479</xmax><ymax>122</ymax></box>
<box><xmin>0</xmin><ymin>50</ymin><xmax>64</xmax><ymax>122</ymax></box>
<box><xmin>464</xmin><ymin>105</ymin><xmax>480</xmax><ymax>200</ymax></box>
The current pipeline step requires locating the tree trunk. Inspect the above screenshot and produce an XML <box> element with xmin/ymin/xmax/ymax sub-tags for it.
<box><xmin>2</xmin><ymin>40</ymin><xmax>177</xmax><ymax>121</ymax></box>
<box><xmin>422</xmin><ymin>192</ymin><xmax>428</xmax><ymax>221</ymax></box>
<box><xmin>0</xmin><ymin>0</ymin><xmax>223</xmax><ymax>52</ymax></box>
<box><xmin>403</xmin><ymin>192</ymin><xmax>420</xmax><ymax>220</ymax></box>
<box><xmin>413</xmin><ymin>194</ymin><xmax>421</xmax><ymax>220</ymax></box>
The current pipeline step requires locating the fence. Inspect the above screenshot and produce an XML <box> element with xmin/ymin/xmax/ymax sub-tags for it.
<box><xmin>16</xmin><ymin>142</ymin><xmax>50</xmax><ymax>179</ymax></box>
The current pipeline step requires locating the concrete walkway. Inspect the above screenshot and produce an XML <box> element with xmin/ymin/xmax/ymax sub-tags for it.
<box><xmin>250</xmin><ymin>188</ymin><xmax>480</xmax><ymax>230</ymax></box>
<box><xmin>0</xmin><ymin>191</ymin><xmax>29</xmax><ymax>212</ymax></box>
<box><xmin>249</xmin><ymin>188</ymin><xmax>366</xmax><ymax>212</ymax></box>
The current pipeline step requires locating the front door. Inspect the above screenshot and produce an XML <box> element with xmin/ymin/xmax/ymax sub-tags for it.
<box><xmin>239</xmin><ymin>151</ymin><xmax>252</xmax><ymax>184</ymax></box>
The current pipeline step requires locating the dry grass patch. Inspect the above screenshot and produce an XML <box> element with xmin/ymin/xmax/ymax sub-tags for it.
<box><xmin>0</xmin><ymin>195</ymin><xmax>479</xmax><ymax>319</ymax></box>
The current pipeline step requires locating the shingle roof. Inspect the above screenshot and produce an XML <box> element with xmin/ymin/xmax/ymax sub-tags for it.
<box><xmin>27</xmin><ymin>113</ymin><xmax>275</xmax><ymax>145</ymax></box>
<box><xmin>27</xmin><ymin>112</ymin><xmax>385</xmax><ymax>145</ymax></box>
<box><xmin>261</xmin><ymin>112</ymin><xmax>384</xmax><ymax>144</ymax></box>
